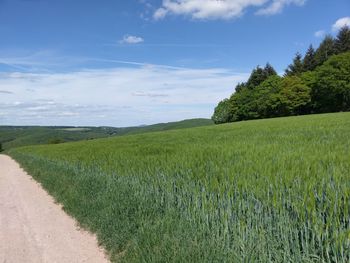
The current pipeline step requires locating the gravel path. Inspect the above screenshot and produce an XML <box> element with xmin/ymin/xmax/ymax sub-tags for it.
<box><xmin>0</xmin><ymin>154</ymin><xmax>109</xmax><ymax>263</ymax></box>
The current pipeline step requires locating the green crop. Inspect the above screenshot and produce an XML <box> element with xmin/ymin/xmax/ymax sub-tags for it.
<box><xmin>8</xmin><ymin>112</ymin><xmax>350</xmax><ymax>262</ymax></box>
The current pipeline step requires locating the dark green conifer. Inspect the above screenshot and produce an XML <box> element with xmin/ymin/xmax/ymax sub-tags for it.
<box><xmin>285</xmin><ymin>52</ymin><xmax>304</xmax><ymax>76</ymax></box>
<box><xmin>334</xmin><ymin>26</ymin><xmax>350</xmax><ymax>54</ymax></box>
<box><xmin>303</xmin><ymin>45</ymin><xmax>317</xmax><ymax>71</ymax></box>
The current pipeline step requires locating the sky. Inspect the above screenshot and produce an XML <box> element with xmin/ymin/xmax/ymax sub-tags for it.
<box><xmin>0</xmin><ymin>0</ymin><xmax>349</xmax><ymax>127</ymax></box>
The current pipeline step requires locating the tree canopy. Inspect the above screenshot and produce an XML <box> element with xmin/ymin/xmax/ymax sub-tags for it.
<box><xmin>212</xmin><ymin>26</ymin><xmax>350</xmax><ymax>124</ymax></box>
<box><xmin>285</xmin><ymin>52</ymin><xmax>304</xmax><ymax>76</ymax></box>
<box><xmin>303</xmin><ymin>45</ymin><xmax>316</xmax><ymax>71</ymax></box>
<box><xmin>334</xmin><ymin>26</ymin><xmax>350</xmax><ymax>54</ymax></box>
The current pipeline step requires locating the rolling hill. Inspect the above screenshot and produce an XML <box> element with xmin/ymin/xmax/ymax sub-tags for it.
<box><xmin>8</xmin><ymin>112</ymin><xmax>350</xmax><ymax>262</ymax></box>
<box><xmin>0</xmin><ymin>118</ymin><xmax>213</xmax><ymax>150</ymax></box>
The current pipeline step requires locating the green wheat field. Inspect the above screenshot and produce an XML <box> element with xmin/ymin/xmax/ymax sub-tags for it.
<box><xmin>9</xmin><ymin>112</ymin><xmax>350</xmax><ymax>262</ymax></box>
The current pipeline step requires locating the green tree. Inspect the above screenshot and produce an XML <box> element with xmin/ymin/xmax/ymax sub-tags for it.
<box><xmin>246</xmin><ymin>66</ymin><xmax>267</xmax><ymax>89</ymax></box>
<box><xmin>233</xmin><ymin>88</ymin><xmax>259</xmax><ymax>120</ymax></box>
<box><xmin>334</xmin><ymin>26</ymin><xmax>350</xmax><ymax>54</ymax></box>
<box><xmin>235</xmin><ymin>82</ymin><xmax>246</xmax><ymax>93</ymax></box>
<box><xmin>285</xmin><ymin>52</ymin><xmax>304</xmax><ymax>76</ymax></box>
<box><xmin>314</xmin><ymin>35</ymin><xmax>335</xmax><ymax>66</ymax></box>
<box><xmin>278</xmin><ymin>76</ymin><xmax>311</xmax><ymax>115</ymax></box>
<box><xmin>212</xmin><ymin>33</ymin><xmax>350</xmax><ymax>124</ymax></box>
<box><xmin>264</xmin><ymin>63</ymin><xmax>277</xmax><ymax>77</ymax></box>
<box><xmin>0</xmin><ymin>142</ymin><xmax>3</xmax><ymax>152</ymax></box>
<box><xmin>48</xmin><ymin>138</ymin><xmax>65</xmax><ymax>144</ymax></box>
<box><xmin>211</xmin><ymin>99</ymin><xmax>233</xmax><ymax>124</ymax></box>
<box><xmin>310</xmin><ymin>52</ymin><xmax>350</xmax><ymax>112</ymax></box>
<box><xmin>254</xmin><ymin>75</ymin><xmax>283</xmax><ymax>118</ymax></box>
<box><xmin>303</xmin><ymin>45</ymin><xmax>317</xmax><ymax>71</ymax></box>
<box><xmin>245</xmin><ymin>64</ymin><xmax>277</xmax><ymax>89</ymax></box>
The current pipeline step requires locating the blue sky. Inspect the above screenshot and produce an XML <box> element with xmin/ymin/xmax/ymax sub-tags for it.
<box><xmin>0</xmin><ymin>0</ymin><xmax>349</xmax><ymax>126</ymax></box>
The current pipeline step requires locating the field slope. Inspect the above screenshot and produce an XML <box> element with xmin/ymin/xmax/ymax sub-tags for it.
<box><xmin>8</xmin><ymin>112</ymin><xmax>350</xmax><ymax>262</ymax></box>
<box><xmin>0</xmin><ymin>118</ymin><xmax>213</xmax><ymax>150</ymax></box>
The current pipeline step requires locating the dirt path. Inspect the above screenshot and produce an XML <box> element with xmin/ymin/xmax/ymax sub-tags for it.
<box><xmin>0</xmin><ymin>155</ymin><xmax>109</xmax><ymax>263</ymax></box>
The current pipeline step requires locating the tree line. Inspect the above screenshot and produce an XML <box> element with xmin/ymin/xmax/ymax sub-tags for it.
<box><xmin>212</xmin><ymin>26</ymin><xmax>350</xmax><ymax>124</ymax></box>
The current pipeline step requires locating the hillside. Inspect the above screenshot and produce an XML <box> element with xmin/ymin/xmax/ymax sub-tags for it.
<box><xmin>120</xmin><ymin>118</ymin><xmax>214</xmax><ymax>135</ymax></box>
<box><xmin>0</xmin><ymin>126</ymin><xmax>116</xmax><ymax>150</ymax></box>
<box><xmin>8</xmin><ymin>112</ymin><xmax>350</xmax><ymax>262</ymax></box>
<box><xmin>0</xmin><ymin>118</ymin><xmax>213</xmax><ymax>150</ymax></box>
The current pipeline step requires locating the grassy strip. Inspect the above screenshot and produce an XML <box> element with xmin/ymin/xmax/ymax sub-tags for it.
<box><xmin>9</xmin><ymin>112</ymin><xmax>350</xmax><ymax>262</ymax></box>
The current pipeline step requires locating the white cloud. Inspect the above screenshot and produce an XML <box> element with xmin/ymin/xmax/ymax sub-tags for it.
<box><xmin>120</xmin><ymin>35</ymin><xmax>144</xmax><ymax>44</ymax></box>
<box><xmin>0</xmin><ymin>50</ymin><xmax>89</xmax><ymax>72</ymax></box>
<box><xmin>0</xmin><ymin>65</ymin><xmax>248</xmax><ymax>126</ymax></box>
<box><xmin>154</xmin><ymin>8</ymin><xmax>169</xmax><ymax>20</ymax></box>
<box><xmin>332</xmin><ymin>17</ymin><xmax>350</xmax><ymax>32</ymax></box>
<box><xmin>132</xmin><ymin>91</ymin><xmax>169</xmax><ymax>97</ymax></box>
<box><xmin>0</xmin><ymin>90</ymin><xmax>13</xmax><ymax>94</ymax></box>
<box><xmin>256</xmin><ymin>0</ymin><xmax>305</xmax><ymax>15</ymax></box>
<box><xmin>153</xmin><ymin>0</ymin><xmax>306</xmax><ymax>20</ymax></box>
<box><xmin>314</xmin><ymin>30</ymin><xmax>325</xmax><ymax>38</ymax></box>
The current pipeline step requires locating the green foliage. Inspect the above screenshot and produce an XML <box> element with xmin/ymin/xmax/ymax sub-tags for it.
<box><xmin>48</xmin><ymin>138</ymin><xmax>65</xmax><ymax>144</ymax></box>
<box><xmin>218</xmin><ymin>64</ymin><xmax>279</xmax><ymax>122</ymax></box>
<box><xmin>285</xmin><ymin>52</ymin><xmax>304</xmax><ymax>76</ymax></box>
<box><xmin>253</xmin><ymin>75</ymin><xmax>283</xmax><ymax>118</ymax></box>
<box><xmin>211</xmin><ymin>99</ymin><xmax>232</xmax><ymax>124</ymax></box>
<box><xmin>334</xmin><ymin>26</ymin><xmax>350</xmax><ymax>54</ymax></box>
<box><xmin>0</xmin><ymin>142</ymin><xmax>3</xmax><ymax>152</ymax></box>
<box><xmin>230</xmin><ymin>87</ymin><xmax>258</xmax><ymax>121</ymax></box>
<box><xmin>278</xmin><ymin>76</ymin><xmax>311</xmax><ymax>115</ymax></box>
<box><xmin>231</xmin><ymin>76</ymin><xmax>282</xmax><ymax>121</ymax></box>
<box><xmin>264</xmin><ymin>62</ymin><xmax>277</xmax><ymax>76</ymax></box>
<box><xmin>314</xmin><ymin>35</ymin><xmax>335</xmax><ymax>67</ymax></box>
<box><xmin>213</xmin><ymin>27</ymin><xmax>349</xmax><ymax>124</ymax></box>
<box><xmin>309</xmin><ymin>52</ymin><xmax>350</xmax><ymax>112</ymax></box>
<box><xmin>302</xmin><ymin>45</ymin><xmax>317</xmax><ymax>71</ymax></box>
<box><xmin>234</xmin><ymin>82</ymin><xmax>246</xmax><ymax>92</ymax></box>
<box><xmin>246</xmin><ymin>63</ymin><xmax>277</xmax><ymax>89</ymax></box>
<box><xmin>9</xmin><ymin>112</ymin><xmax>350</xmax><ymax>262</ymax></box>
<box><xmin>222</xmin><ymin>74</ymin><xmax>311</xmax><ymax>122</ymax></box>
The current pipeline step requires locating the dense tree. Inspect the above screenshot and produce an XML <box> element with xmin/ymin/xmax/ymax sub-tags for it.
<box><xmin>285</xmin><ymin>52</ymin><xmax>304</xmax><ymax>76</ymax></box>
<box><xmin>47</xmin><ymin>138</ymin><xmax>65</xmax><ymax>144</ymax></box>
<box><xmin>235</xmin><ymin>82</ymin><xmax>246</xmax><ymax>93</ymax></box>
<box><xmin>314</xmin><ymin>35</ymin><xmax>335</xmax><ymax>66</ymax></box>
<box><xmin>310</xmin><ymin>52</ymin><xmax>350</xmax><ymax>112</ymax></box>
<box><xmin>246</xmin><ymin>66</ymin><xmax>267</xmax><ymax>89</ymax></box>
<box><xmin>219</xmin><ymin>76</ymin><xmax>283</xmax><ymax>122</ymax></box>
<box><xmin>231</xmin><ymin>88</ymin><xmax>259</xmax><ymax>120</ymax></box>
<box><xmin>254</xmin><ymin>75</ymin><xmax>283</xmax><ymax>118</ymax></box>
<box><xmin>212</xmin><ymin>99</ymin><xmax>233</xmax><ymax>124</ymax></box>
<box><xmin>264</xmin><ymin>63</ymin><xmax>277</xmax><ymax>77</ymax></box>
<box><xmin>246</xmin><ymin>64</ymin><xmax>277</xmax><ymax>89</ymax></box>
<box><xmin>303</xmin><ymin>45</ymin><xmax>317</xmax><ymax>71</ymax></box>
<box><xmin>334</xmin><ymin>26</ymin><xmax>350</xmax><ymax>54</ymax></box>
<box><xmin>212</xmin><ymin>28</ymin><xmax>350</xmax><ymax>124</ymax></box>
<box><xmin>0</xmin><ymin>142</ymin><xmax>2</xmax><ymax>152</ymax></box>
<box><xmin>278</xmin><ymin>76</ymin><xmax>311</xmax><ymax>115</ymax></box>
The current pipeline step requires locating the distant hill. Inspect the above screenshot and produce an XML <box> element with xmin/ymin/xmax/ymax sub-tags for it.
<box><xmin>0</xmin><ymin>118</ymin><xmax>213</xmax><ymax>150</ymax></box>
<box><xmin>116</xmin><ymin>118</ymin><xmax>214</xmax><ymax>136</ymax></box>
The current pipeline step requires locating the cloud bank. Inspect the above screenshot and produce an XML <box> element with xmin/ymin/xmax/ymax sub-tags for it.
<box><xmin>154</xmin><ymin>0</ymin><xmax>306</xmax><ymax>20</ymax></box>
<box><xmin>256</xmin><ymin>0</ymin><xmax>305</xmax><ymax>16</ymax></box>
<box><xmin>0</xmin><ymin>65</ymin><xmax>248</xmax><ymax>126</ymax></box>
